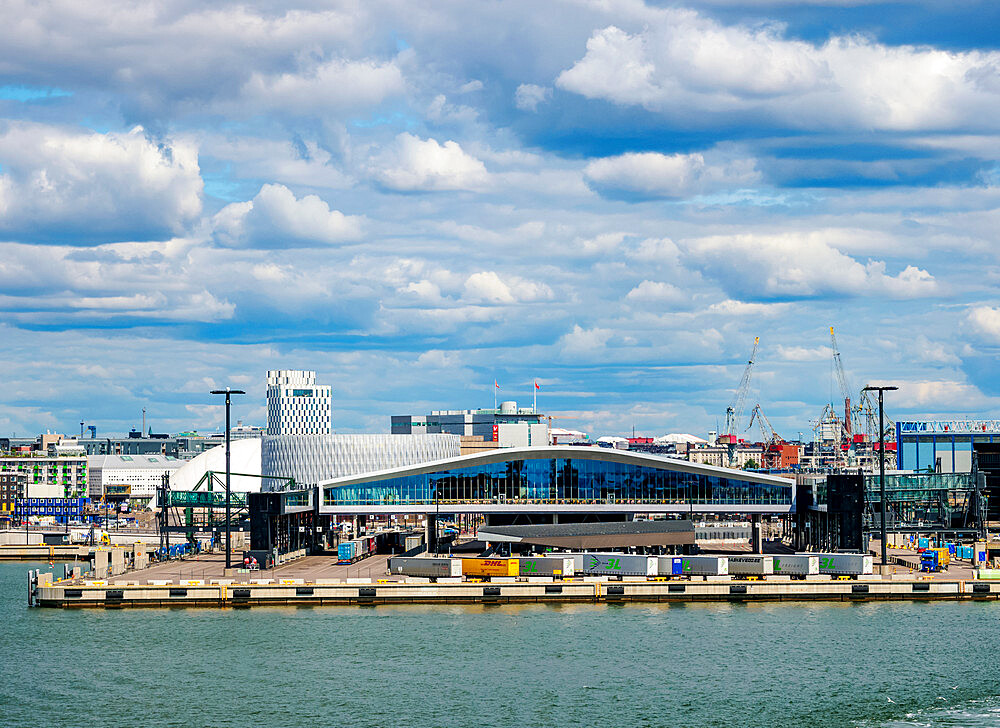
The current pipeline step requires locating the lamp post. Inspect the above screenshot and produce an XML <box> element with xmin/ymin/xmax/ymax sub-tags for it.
<box><xmin>210</xmin><ymin>387</ymin><xmax>245</xmax><ymax>569</ymax></box>
<box><xmin>863</xmin><ymin>385</ymin><xmax>897</xmax><ymax>572</ymax></box>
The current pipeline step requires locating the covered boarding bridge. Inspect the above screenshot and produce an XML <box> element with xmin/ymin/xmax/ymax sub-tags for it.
<box><xmin>251</xmin><ymin>448</ymin><xmax>794</xmax><ymax>554</ymax></box>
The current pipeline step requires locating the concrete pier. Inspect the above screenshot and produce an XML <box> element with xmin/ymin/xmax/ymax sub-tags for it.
<box><xmin>32</xmin><ymin>576</ymin><xmax>1000</xmax><ymax>608</ymax></box>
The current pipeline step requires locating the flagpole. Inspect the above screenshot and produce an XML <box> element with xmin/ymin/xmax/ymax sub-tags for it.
<box><xmin>494</xmin><ymin>378</ymin><xmax>497</xmax><ymax>411</ymax></box>
<box><xmin>533</xmin><ymin>380</ymin><xmax>537</xmax><ymax>414</ymax></box>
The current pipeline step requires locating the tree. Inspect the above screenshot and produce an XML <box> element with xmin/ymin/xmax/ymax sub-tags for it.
<box><xmin>743</xmin><ymin>458</ymin><xmax>759</xmax><ymax>470</ymax></box>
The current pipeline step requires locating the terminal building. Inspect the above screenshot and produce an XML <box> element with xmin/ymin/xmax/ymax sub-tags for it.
<box><xmin>249</xmin><ymin>446</ymin><xmax>794</xmax><ymax>555</ymax></box>
<box><xmin>318</xmin><ymin>446</ymin><xmax>794</xmax><ymax>519</ymax></box>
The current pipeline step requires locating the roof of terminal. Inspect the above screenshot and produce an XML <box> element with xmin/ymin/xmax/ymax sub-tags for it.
<box><xmin>319</xmin><ymin>445</ymin><xmax>795</xmax><ymax>489</ymax></box>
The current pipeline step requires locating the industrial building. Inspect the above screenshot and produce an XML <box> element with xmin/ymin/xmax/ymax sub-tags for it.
<box><xmin>2</xmin><ymin>431</ymin><xmax>229</xmax><ymax>460</ymax></box>
<box><xmin>392</xmin><ymin>400</ymin><xmax>548</xmax><ymax>447</ymax></box>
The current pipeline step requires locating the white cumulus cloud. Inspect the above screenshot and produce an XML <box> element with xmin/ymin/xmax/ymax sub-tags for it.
<box><xmin>463</xmin><ymin>271</ymin><xmax>552</xmax><ymax>304</ymax></box>
<box><xmin>213</xmin><ymin>184</ymin><xmax>362</xmax><ymax>248</ymax></box>
<box><xmin>625</xmin><ymin>280</ymin><xmax>685</xmax><ymax>304</ymax></box>
<box><xmin>683</xmin><ymin>232</ymin><xmax>939</xmax><ymax>300</ymax></box>
<box><xmin>0</xmin><ymin>123</ymin><xmax>201</xmax><ymax>243</ymax></box>
<box><xmin>556</xmin><ymin>11</ymin><xmax>1000</xmax><ymax>131</ymax></box>
<box><xmin>515</xmin><ymin>83</ymin><xmax>551</xmax><ymax>111</ymax></box>
<box><xmin>235</xmin><ymin>58</ymin><xmax>405</xmax><ymax>116</ymax></box>
<box><xmin>966</xmin><ymin>305</ymin><xmax>1000</xmax><ymax>342</ymax></box>
<box><xmin>584</xmin><ymin>150</ymin><xmax>761</xmax><ymax>198</ymax></box>
<box><xmin>374</xmin><ymin>133</ymin><xmax>489</xmax><ymax>192</ymax></box>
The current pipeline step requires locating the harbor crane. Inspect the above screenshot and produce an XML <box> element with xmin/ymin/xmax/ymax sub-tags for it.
<box><xmin>830</xmin><ymin>326</ymin><xmax>853</xmax><ymax>439</ymax></box>
<box><xmin>747</xmin><ymin>404</ymin><xmax>782</xmax><ymax>447</ymax></box>
<box><xmin>748</xmin><ymin>403</ymin><xmax>785</xmax><ymax>469</ymax></box>
<box><xmin>830</xmin><ymin>326</ymin><xmax>896</xmax><ymax>441</ymax></box>
<box><xmin>724</xmin><ymin>336</ymin><xmax>759</xmax><ymax>437</ymax></box>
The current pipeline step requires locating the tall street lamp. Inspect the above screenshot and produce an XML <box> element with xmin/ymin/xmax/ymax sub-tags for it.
<box><xmin>863</xmin><ymin>384</ymin><xmax>897</xmax><ymax>572</ymax></box>
<box><xmin>211</xmin><ymin>387</ymin><xmax>245</xmax><ymax>569</ymax></box>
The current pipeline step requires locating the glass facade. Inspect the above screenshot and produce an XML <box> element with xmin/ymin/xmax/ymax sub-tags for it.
<box><xmin>896</xmin><ymin>422</ymin><xmax>1000</xmax><ymax>472</ymax></box>
<box><xmin>324</xmin><ymin>457</ymin><xmax>792</xmax><ymax>508</ymax></box>
<box><xmin>898</xmin><ymin>433</ymin><xmax>992</xmax><ymax>471</ymax></box>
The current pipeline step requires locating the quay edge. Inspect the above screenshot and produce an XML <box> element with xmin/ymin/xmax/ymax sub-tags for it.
<box><xmin>31</xmin><ymin>578</ymin><xmax>1000</xmax><ymax>608</ymax></box>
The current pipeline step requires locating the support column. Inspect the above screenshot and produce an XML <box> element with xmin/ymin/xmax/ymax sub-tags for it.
<box><xmin>426</xmin><ymin>513</ymin><xmax>438</xmax><ymax>554</ymax></box>
<box><xmin>93</xmin><ymin>549</ymin><xmax>109</xmax><ymax>579</ymax></box>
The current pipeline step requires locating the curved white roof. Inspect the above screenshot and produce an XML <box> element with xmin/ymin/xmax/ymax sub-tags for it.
<box><xmin>654</xmin><ymin>433</ymin><xmax>708</xmax><ymax>445</ymax></box>
<box><xmin>169</xmin><ymin>439</ymin><xmax>264</xmax><ymax>493</ymax></box>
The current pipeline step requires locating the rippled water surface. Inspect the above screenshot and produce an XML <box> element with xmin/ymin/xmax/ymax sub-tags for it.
<box><xmin>2</xmin><ymin>562</ymin><xmax>1000</xmax><ymax>727</ymax></box>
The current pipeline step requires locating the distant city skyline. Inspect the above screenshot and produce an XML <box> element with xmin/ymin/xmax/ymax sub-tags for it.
<box><xmin>2</xmin><ymin>1</ymin><xmax>1000</xmax><ymax>439</ymax></box>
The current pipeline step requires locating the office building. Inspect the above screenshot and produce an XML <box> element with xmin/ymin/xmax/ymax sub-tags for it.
<box><xmin>267</xmin><ymin>370</ymin><xmax>333</xmax><ymax>436</ymax></box>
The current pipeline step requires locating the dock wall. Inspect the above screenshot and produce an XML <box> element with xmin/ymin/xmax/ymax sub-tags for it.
<box><xmin>33</xmin><ymin>577</ymin><xmax>1000</xmax><ymax>608</ymax></box>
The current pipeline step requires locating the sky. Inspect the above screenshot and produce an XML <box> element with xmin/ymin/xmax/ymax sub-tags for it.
<box><xmin>2</xmin><ymin>0</ymin><xmax>1000</xmax><ymax>440</ymax></box>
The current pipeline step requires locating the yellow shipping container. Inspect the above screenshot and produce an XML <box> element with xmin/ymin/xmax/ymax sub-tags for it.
<box><xmin>929</xmin><ymin>547</ymin><xmax>950</xmax><ymax>568</ymax></box>
<box><xmin>460</xmin><ymin>558</ymin><xmax>519</xmax><ymax>577</ymax></box>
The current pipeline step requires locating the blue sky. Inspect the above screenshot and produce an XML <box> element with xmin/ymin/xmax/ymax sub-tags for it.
<box><xmin>1</xmin><ymin>0</ymin><xmax>999</xmax><ymax>439</ymax></box>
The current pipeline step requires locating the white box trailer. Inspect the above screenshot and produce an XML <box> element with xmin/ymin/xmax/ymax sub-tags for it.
<box><xmin>387</xmin><ymin>557</ymin><xmax>462</xmax><ymax>579</ymax></box>
<box><xmin>800</xmin><ymin>553</ymin><xmax>874</xmax><ymax>576</ymax></box>
<box><xmin>728</xmin><ymin>555</ymin><xmax>774</xmax><ymax>576</ymax></box>
<box><xmin>580</xmin><ymin>553</ymin><xmax>657</xmax><ymax>577</ymax></box>
<box><xmin>657</xmin><ymin>556</ymin><xmax>730</xmax><ymax>576</ymax></box>
<box><xmin>772</xmin><ymin>555</ymin><xmax>819</xmax><ymax>576</ymax></box>
<box><xmin>518</xmin><ymin>557</ymin><xmax>575</xmax><ymax>578</ymax></box>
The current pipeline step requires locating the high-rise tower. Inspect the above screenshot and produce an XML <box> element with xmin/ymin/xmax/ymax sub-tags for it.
<box><xmin>265</xmin><ymin>370</ymin><xmax>332</xmax><ymax>436</ymax></box>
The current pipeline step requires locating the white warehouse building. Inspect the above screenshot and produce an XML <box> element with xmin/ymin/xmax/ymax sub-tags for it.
<box><xmin>88</xmin><ymin>454</ymin><xmax>183</xmax><ymax>506</ymax></box>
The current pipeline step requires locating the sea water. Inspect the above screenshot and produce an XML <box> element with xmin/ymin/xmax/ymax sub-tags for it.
<box><xmin>1</xmin><ymin>561</ymin><xmax>998</xmax><ymax>727</ymax></box>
